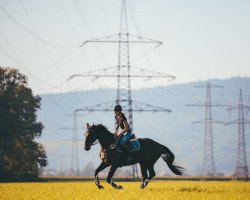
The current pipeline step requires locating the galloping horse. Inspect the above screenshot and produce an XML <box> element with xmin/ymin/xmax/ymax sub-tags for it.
<box><xmin>84</xmin><ymin>123</ymin><xmax>183</xmax><ymax>189</ymax></box>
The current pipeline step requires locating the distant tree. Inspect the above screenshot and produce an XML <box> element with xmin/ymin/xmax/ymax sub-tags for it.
<box><xmin>0</xmin><ymin>67</ymin><xmax>47</xmax><ymax>181</ymax></box>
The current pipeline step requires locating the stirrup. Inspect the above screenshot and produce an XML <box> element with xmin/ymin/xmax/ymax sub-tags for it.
<box><xmin>110</xmin><ymin>144</ymin><xmax>116</xmax><ymax>149</ymax></box>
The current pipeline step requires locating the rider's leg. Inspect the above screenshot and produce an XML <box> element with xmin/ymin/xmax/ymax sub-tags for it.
<box><xmin>123</xmin><ymin>143</ymin><xmax>133</xmax><ymax>161</ymax></box>
<box><xmin>120</xmin><ymin>134</ymin><xmax>133</xmax><ymax>162</ymax></box>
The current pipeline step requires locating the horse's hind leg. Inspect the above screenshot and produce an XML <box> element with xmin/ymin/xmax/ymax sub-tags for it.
<box><xmin>139</xmin><ymin>163</ymin><xmax>148</xmax><ymax>182</ymax></box>
<box><xmin>94</xmin><ymin>162</ymin><xmax>110</xmax><ymax>189</ymax></box>
<box><xmin>148</xmin><ymin>164</ymin><xmax>156</xmax><ymax>180</ymax></box>
<box><xmin>139</xmin><ymin>163</ymin><xmax>149</xmax><ymax>189</ymax></box>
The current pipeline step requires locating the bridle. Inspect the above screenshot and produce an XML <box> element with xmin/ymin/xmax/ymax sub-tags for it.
<box><xmin>85</xmin><ymin>130</ymin><xmax>114</xmax><ymax>154</ymax></box>
<box><xmin>84</xmin><ymin>128</ymin><xmax>99</xmax><ymax>146</ymax></box>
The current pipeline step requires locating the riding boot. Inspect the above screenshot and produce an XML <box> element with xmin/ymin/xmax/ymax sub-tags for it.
<box><xmin>123</xmin><ymin>144</ymin><xmax>133</xmax><ymax>162</ymax></box>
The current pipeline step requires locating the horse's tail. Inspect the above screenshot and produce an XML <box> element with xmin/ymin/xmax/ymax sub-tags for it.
<box><xmin>160</xmin><ymin>145</ymin><xmax>183</xmax><ymax>176</ymax></box>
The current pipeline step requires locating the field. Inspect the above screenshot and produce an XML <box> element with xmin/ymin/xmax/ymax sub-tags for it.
<box><xmin>0</xmin><ymin>180</ymin><xmax>249</xmax><ymax>200</ymax></box>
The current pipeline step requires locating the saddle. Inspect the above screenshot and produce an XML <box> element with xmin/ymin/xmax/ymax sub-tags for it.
<box><xmin>115</xmin><ymin>134</ymin><xmax>140</xmax><ymax>153</ymax></box>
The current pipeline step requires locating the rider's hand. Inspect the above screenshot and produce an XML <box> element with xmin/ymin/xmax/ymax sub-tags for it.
<box><xmin>115</xmin><ymin>131</ymin><xmax>119</xmax><ymax>135</ymax></box>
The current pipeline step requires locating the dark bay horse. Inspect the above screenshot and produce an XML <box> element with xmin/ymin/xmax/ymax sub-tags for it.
<box><xmin>84</xmin><ymin>123</ymin><xmax>183</xmax><ymax>189</ymax></box>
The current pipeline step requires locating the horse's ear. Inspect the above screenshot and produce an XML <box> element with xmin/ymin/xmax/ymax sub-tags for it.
<box><xmin>86</xmin><ymin>123</ymin><xmax>90</xmax><ymax>128</ymax></box>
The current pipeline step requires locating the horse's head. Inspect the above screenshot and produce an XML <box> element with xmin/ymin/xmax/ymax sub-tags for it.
<box><xmin>84</xmin><ymin>123</ymin><xmax>98</xmax><ymax>151</ymax></box>
<box><xmin>84</xmin><ymin>123</ymin><xmax>114</xmax><ymax>151</ymax></box>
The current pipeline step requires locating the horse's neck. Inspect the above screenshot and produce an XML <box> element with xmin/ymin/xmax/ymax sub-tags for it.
<box><xmin>97</xmin><ymin>130</ymin><xmax>114</xmax><ymax>149</ymax></box>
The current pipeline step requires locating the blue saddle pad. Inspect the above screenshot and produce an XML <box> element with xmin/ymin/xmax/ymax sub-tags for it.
<box><xmin>116</xmin><ymin>139</ymin><xmax>140</xmax><ymax>152</ymax></box>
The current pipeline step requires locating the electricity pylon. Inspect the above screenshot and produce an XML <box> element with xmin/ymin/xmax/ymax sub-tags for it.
<box><xmin>68</xmin><ymin>0</ymin><xmax>175</xmax><ymax>178</ymax></box>
<box><xmin>226</xmin><ymin>89</ymin><xmax>249</xmax><ymax>180</ymax></box>
<box><xmin>61</xmin><ymin>112</ymin><xmax>85</xmax><ymax>176</ymax></box>
<box><xmin>186</xmin><ymin>81</ymin><xmax>228</xmax><ymax>177</ymax></box>
<box><xmin>58</xmin><ymin>154</ymin><xmax>70</xmax><ymax>176</ymax></box>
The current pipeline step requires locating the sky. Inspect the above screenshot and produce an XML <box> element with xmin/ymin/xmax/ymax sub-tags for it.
<box><xmin>0</xmin><ymin>0</ymin><xmax>249</xmax><ymax>94</ymax></box>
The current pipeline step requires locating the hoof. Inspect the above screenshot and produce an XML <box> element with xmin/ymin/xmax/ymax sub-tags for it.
<box><xmin>140</xmin><ymin>184</ymin><xmax>145</xmax><ymax>189</ymax></box>
<box><xmin>97</xmin><ymin>185</ymin><xmax>104</xmax><ymax>189</ymax></box>
<box><xmin>116</xmin><ymin>185</ymin><xmax>123</xmax><ymax>190</ymax></box>
<box><xmin>140</xmin><ymin>179</ymin><xmax>149</xmax><ymax>189</ymax></box>
<box><xmin>111</xmin><ymin>182</ymin><xmax>123</xmax><ymax>189</ymax></box>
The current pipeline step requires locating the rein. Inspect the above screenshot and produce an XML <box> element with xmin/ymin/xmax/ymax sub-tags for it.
<box><xmin>93</xmin><ymin>139</ymin><xmax>115</xmax><ymax>152</ymax></box>
<box><xmin>90</xmin><ymin>138</ymin><xmax>116</xmax><ymax>154</ymax></box>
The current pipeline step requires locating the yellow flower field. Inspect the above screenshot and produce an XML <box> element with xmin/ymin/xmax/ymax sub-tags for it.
<box><xmin>0</xmin><ymin>181</ymin><xmax>249</xmax><ymax>200</ymax></box>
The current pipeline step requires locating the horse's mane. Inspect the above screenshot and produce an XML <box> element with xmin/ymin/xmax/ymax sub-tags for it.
<box><xmin>94</xmin><ymin>124</ymin><xmax>114</xmax><ymax>138</ymax></box>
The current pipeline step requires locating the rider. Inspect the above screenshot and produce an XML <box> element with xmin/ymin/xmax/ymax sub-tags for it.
<box><xmin>114</xmin><ymin>105</ymin><xmax>133</xmax><ymax>162</ymax></box>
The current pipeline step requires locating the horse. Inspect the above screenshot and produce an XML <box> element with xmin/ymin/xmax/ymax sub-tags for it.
<box><xmin>84</xmin><ymin>123</ymin><xmax>183</xmax><ymax>189</ymax></box>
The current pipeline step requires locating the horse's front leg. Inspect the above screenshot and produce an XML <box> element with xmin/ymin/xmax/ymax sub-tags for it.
<box><xmin>106</xmin><ymin>165</ymin><xmax>123</xmax><ymax>189</ymax></box>
<box><xmin>94</xmin><ymin>162</ymin><xmax>110</xmax><ymax>189</ymax></box>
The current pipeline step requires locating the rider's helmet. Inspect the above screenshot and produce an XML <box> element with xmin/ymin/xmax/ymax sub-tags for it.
<box><xmin>114</xmin><ymin>105</ymin><xmax>122</xmax><ymax>112</ymax></box>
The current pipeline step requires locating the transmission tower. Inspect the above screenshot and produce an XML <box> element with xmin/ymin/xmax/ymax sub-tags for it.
<box><xmin>68</xmin><ymin>0</ymin><xmax>175</xmax><ymax>178</ymax></box>
<box><xmin>71</xmin><ymin>110</ymin><xmax>79</xmax><ymax>175</ymax></box>
<box><xmin>186</xmin><ymin>81</ymin><xmax>228</xmax><ymax>177</ymax></box>
<box><xmin>58</xmin><ymin>154</ymin><xmax>69</xmax><ymax>175</ymax></box>
<box><xmin>226</xmin><ymin>89</ymin><xmax>249</xmax><ymax>180</ymax></box>
<box><xmin>60</xmin><ymin>112</ymin><xmax>85</xmax><ymax>176</ymax></box>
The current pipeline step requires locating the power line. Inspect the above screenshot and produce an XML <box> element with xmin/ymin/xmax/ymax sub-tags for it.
<box><xmin>17</xmin><ymin>0</ymin><xmax>66</xmax><ymax>78</ymax></box>
<box><xmin>0</xmin><ymin>45</ymin><xmax>66</xmax><ymax>91</ymax></box>
<box><xmin>99</xmin><ymin>0</ymin><xmax>112</xmax><ymax>35</ymax></box>
<box><xmin>38</xmin><ymin>49</ymin><xmax>77</xmax><ymax>74</ymax></box>
<box><xmin>73</xmin><ymin>0</ymin><xmax>111</xmax><ymax>67</ymax></box>
<box><xmin>0</xmin><ymin>3</ymin><xmax>79</xmax><ymax>49</ymax></box>
<box><xmin>59</xmin><ymin>0</ymin><xmax>91</xmax><ymax>67</ymax></box>
<box><xmin>0</xmin><ymin>5</ymin><xmax>72</xmax><ymax>116</ymax></box>
<box><xmin>127</xmin><ymin>0</ymin><xmax>154</xmax><ymax>70</ymax></box>
<box><xmin>0</xmin><ymin>49</ymin><xmax>70</xmax><ymax>116</ymax></box>
<box><xmin>0</xmin><ymin>29</ymin><xmax>23</xmax><ymax>66</ymax></box>
<box><xmin>17</xmin><ymin>0</ymin><xmax>91</xmax><ymax>110</ymax></box>
<box><xmin>1</xmin><ymin>1</ymin><xmax>104</xmax><ymax>99</ymax></box>
<box><xmin>128</xmin><ymin>0</ymin><xmax>142</xmax><ymax>36</ymax></box>
<box><xmin>72</xmin><ymin>0</ymin><xmax>114</xmax><ymax>102</ymax></box>
<box><xmin>0</xmin><ymin>26</ymin><xmax>78</xmax><ymax>79</ymax></box>
<box><xmin>59</xmin><ymin>0</ymin><xmax>111</xmax><ymax>102</ymax></box>
<box><xmin>0</xmin><ymin>26</ymin><xmax>79</xmax><ymax>91</ymax></box>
